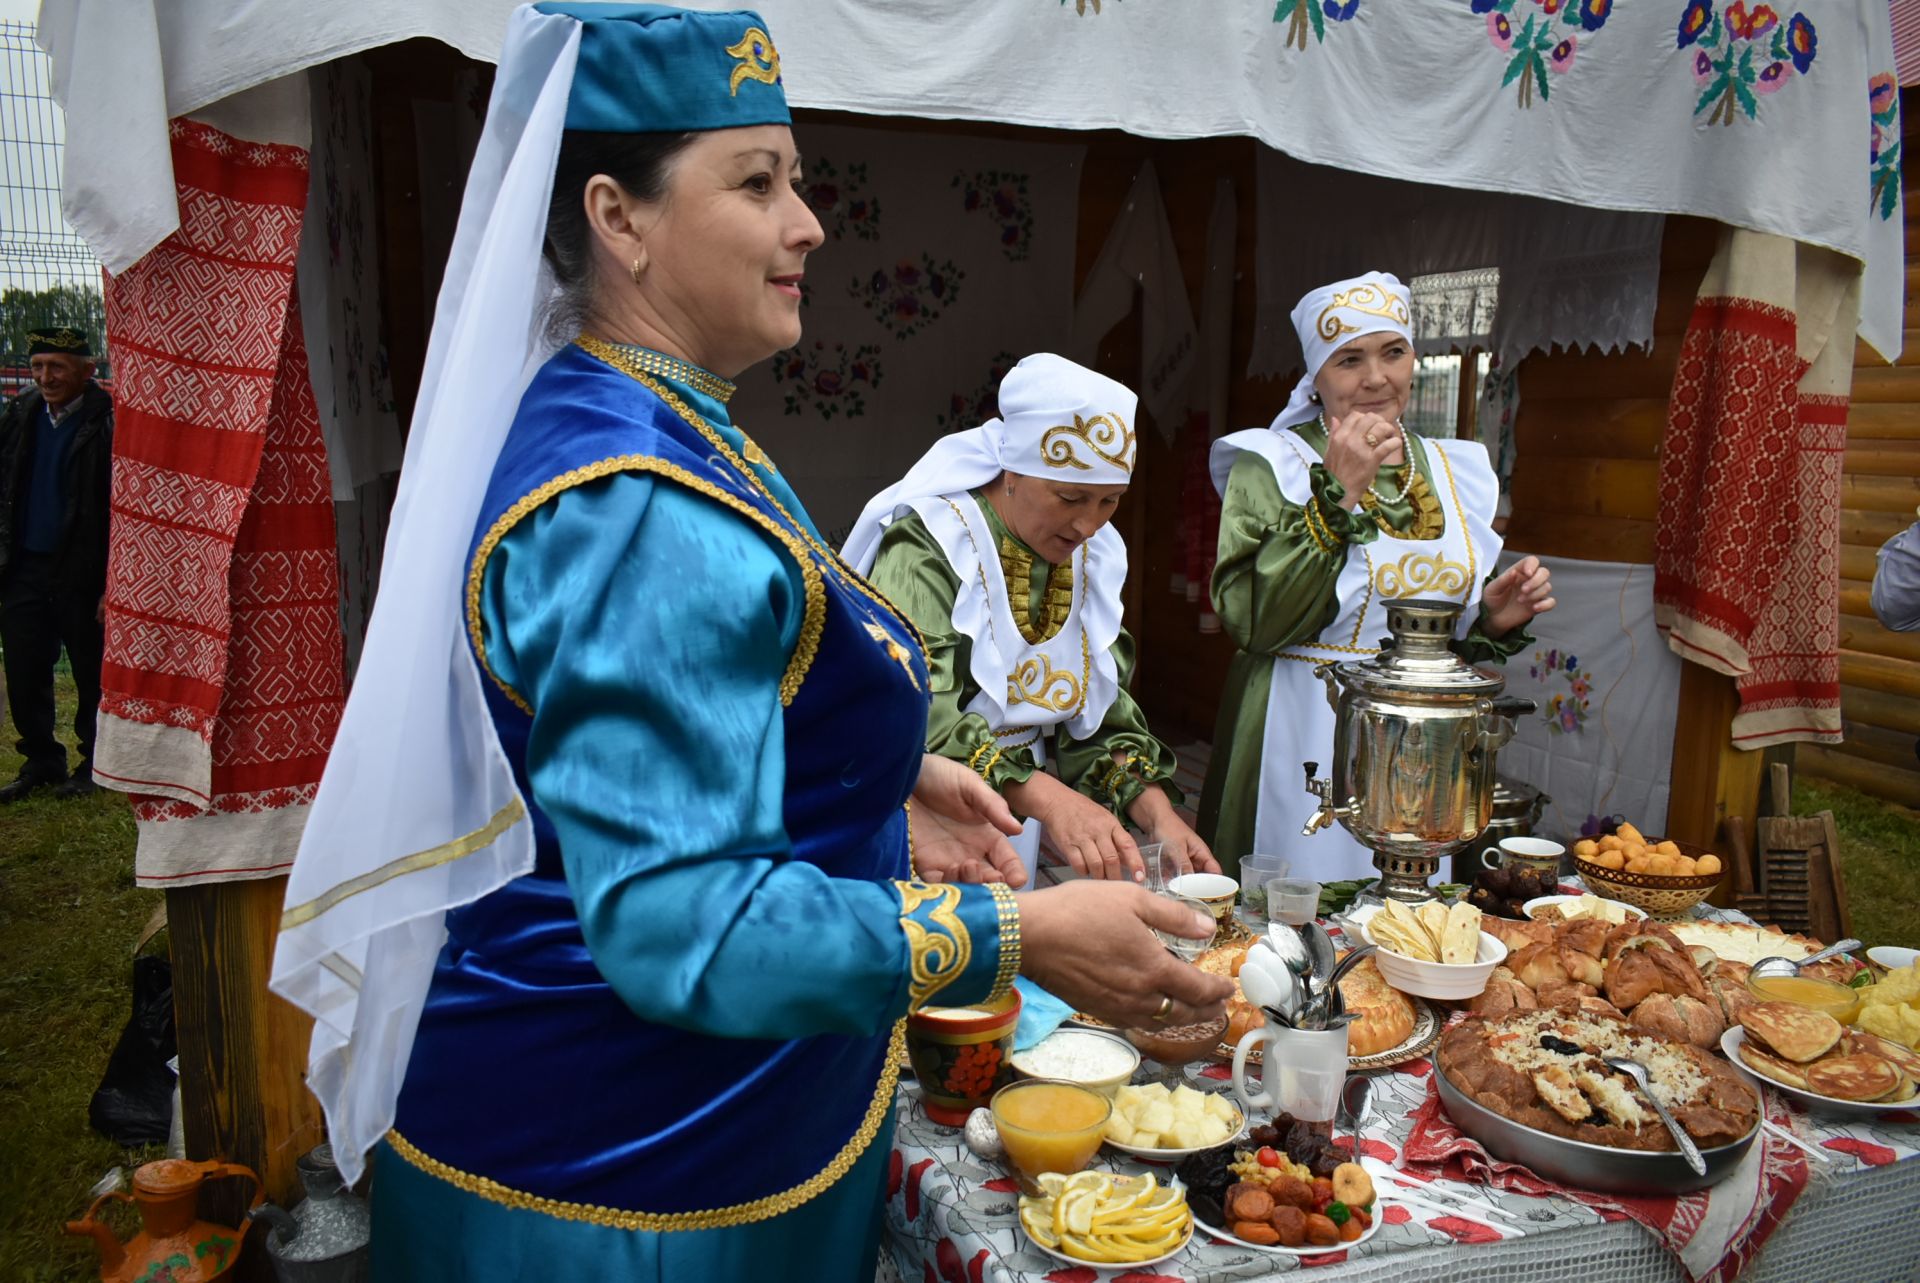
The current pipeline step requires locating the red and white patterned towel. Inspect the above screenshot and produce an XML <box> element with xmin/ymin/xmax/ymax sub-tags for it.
<box><xmin>1402</xmin><ymin>1074</ymin><xmax>1810</xmax><ymax>1283</ymax></box>
<box><xmin>97</xmin><ymin>119</ymin><xmax>345</xmax><ymax>886</ymax></box>
<box><xmin>1653</xmin><ymin>229</ymin><xmax>1859</xmax><ymax>748</ymax></box>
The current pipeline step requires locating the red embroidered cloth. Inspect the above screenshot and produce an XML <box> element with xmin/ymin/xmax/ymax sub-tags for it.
<box><xmin>1653</xmin><ymin>231</ymin><xmax>1856</xmax><ymax>747</ymax></box>
<box><xmin>1402</xmin><ymin>1074</ymin><xmax>1810</xmax><ymax>1283</ymax></box>
<box><xmin>97</xmin><ymin>119</ymin><xmax>345</xmax><ymax>886</ymax></box>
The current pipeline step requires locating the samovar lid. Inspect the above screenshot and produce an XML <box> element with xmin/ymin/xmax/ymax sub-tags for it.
<box><xmin>1329</xmin><ymin>598</ymin><xmax>1508</xmax><ymax>698</ymax></box>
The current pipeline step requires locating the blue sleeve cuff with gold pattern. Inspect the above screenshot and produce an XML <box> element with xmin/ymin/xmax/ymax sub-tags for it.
<box><xmin>893</xmin><ymin>880</ymin><xmax>1021</xmax><ymax>1012</ymax></box>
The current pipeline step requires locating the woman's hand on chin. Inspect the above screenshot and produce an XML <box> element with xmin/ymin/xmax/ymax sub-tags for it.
<box><xmin>1483</xmin><ymin>554</ymin><xmax>1556</xmax><ymax>637</ymax></box>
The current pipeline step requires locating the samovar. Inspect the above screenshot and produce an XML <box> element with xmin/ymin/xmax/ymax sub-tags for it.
<box><xmin>1301</xmin><ymin>599</ymin><xmax>1534</xmax><ymax>902</ymax></box>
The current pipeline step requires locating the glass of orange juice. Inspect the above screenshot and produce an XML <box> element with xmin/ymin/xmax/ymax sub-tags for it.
<box><xmin>989</xmin><ymin>1079</ymin><xmax>1111</xmax><ymax>1195</ymax></box>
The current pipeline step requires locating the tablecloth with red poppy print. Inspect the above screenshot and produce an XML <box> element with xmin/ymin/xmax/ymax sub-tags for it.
<box><xmin>888</xmin><ymin>983</ymin><xmax>1920</xmax><ymax>1280</ymax></box>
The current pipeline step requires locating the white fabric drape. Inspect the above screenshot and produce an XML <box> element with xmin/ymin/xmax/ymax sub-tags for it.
<box><xmin>268</xmin><ymin>8</ymin><xmax>578</xmax><ymax>1185</ymax></box>
<box><xmin>1491</xmin><ymin>553</ymin><xmax>1684</xmax><ymax>843</ymax></box>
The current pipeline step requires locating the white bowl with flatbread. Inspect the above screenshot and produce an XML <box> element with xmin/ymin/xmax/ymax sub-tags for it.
<box><xmin>1351</xmin><ymin>903</ymin><xmax>1507</xmax><ymax>1000</ymax></box>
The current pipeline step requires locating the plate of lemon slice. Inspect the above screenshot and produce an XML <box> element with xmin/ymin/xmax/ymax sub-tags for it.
<box><xmin>1016</xmin><ymin>1170</ymin><xmax>1194</xmax><ymax>1269</ymax></box>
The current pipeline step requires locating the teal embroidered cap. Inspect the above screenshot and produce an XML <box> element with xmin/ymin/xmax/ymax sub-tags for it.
<box><xmin>534</xmin><ymin>3</ymin><xmax>790</xmax><ymax>133</ymax></box>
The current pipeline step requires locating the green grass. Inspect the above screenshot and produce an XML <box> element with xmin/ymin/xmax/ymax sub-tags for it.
<box><xmin>0</xmin><ymin>672</ymin><xmax>163</xmax><ymax>1283</ymax></box>
<box><xmin>1797</xmin><ymin>776</ymin><xmax>1920</xmax><ymax>952</ymax></box>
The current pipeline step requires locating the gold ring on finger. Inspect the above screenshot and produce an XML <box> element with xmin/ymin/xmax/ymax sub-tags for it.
<box><xmin>1365</xmin><ymin>432</ymin><xmax>1379</xmax><ymax>447</ymax></box>
<box><xmin>1151</xmin><ymin>996</ymin><xmax>1174</xmax><ymax>1023</ymax></box>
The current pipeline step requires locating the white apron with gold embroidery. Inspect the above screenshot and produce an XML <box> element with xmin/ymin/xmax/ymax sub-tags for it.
<box><xmin>912</xmin><ymin>492</ymin><xmax>1127</xmax><ymax>880</ymax></box>
<box><xmin>1217</xmin><ymin>426</ymin><xmax>1502</xmax><ymax>884</ymax></box>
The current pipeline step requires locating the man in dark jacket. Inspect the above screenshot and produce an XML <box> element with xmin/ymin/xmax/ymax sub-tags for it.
<box><xmin>0</xmin><ymin>326</ymin><xmax>114</xmax><ymax>800</ymax></box>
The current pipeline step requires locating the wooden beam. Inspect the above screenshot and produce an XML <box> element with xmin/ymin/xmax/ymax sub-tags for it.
<box><xmin>1500</xmin><ymin>513</ymin><xmax>1655</xmax><ymax>564</ymax></box>
<box><xmin>1665</xmin><ymin>660</ymin><xmax>1765</xmax><ymax>856</ymax></box>
<box><xmin>1847</xmin><ymin>402</ymin><xmax>1920</xmax><ymax>441</ymax></box>
<box><xmin>169</xmin><ymin>877</ymin><xmax>323</xmax><ymax>1219</ymax></box>
<box><xmin>1799</xmin><ymin>743</ymin><xmax>1920</xmax><ymax>808</ymax></box>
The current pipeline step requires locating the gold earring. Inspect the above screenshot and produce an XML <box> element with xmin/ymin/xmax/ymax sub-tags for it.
<box><xmin>630</xmin><ymin>257</ymin><xmax>644</xmax><ymax>284</ymax></box>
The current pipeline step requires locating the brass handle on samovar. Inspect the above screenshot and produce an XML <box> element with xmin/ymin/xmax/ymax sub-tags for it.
<box><xmin>1482</xmin><ymin>695</ymin><xmax>1536</xmax><ymax>751</ymax></box>
<box><xmin>1300</xmin><ymin>761</ymin><xmax>1345</xmax><ymax>836</ymax></box>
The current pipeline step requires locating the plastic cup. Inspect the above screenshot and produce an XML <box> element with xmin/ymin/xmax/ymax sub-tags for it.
<box><xmin>1239</xmin><ymin>854</ymin><xmax>1290</xmax><ymax>920</ymax></box>
<box><xmin>1268</xmin><ymin>876</ymin><xmax>1321</xmax><ymax>927</ymax></box>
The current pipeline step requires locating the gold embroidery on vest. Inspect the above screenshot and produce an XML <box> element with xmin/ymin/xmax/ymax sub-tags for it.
<box><xmin>998</xmin><ymin>536</ymin><xmax>1073</xmax><ymax>644</ymax></box>
<box><xmin>863</xmin><ymin>621</ymin><xmax>921</xmax><ymax>691</ymax></box>
<box><xmin>1040</xmin><ymin>412</ymin><xmax>1134</xmax><ymax>474</ymax></box>
<box><xmin>1374</xmin><ymin>550</ymin><xmax>1472</xmax><ymax>600</ymax></box>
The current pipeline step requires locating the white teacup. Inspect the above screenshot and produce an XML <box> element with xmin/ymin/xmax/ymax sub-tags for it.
<box><xmin>1480</xmin><ymin>835</ymin><xmax>1565</xmax><ymax>875</ymax></box>
<box><xmin>1168</xmin><ymin>872</ymin><xmax>1238</xmax><ymax>929</ymax></box>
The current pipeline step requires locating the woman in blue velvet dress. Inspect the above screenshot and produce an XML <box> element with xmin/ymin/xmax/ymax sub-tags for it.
<box><xmin>270</xmin><ymin>8</ymin><xmax>1232</xmax><ymax>1282</ymax></box>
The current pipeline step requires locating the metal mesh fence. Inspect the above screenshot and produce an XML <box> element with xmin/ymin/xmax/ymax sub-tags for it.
<box><xmin>0</xmin><ymin>17</ymin><xmax>106</xmax><ymax>396</ymax></box>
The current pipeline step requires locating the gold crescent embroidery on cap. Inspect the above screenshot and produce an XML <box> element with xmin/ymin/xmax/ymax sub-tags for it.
<box><xmin>725</xmin><ymin>27</ymin><xmax>781</xmax><ymax>96</ymax></box>
<box><xmin>1040</xmin><ymin>412</ymin><xmax>1134</xmax><ymax>474</ymax></box>
<box><xmin>1008</xmin><ymin>652</ymin><xmax>1084</xmax><ymax>713</ymax></box>
<box><xmin>1374</xmin><ymin>551</ymin><xmax>1471</xmax><ymax>600</ymax></box>
<box><xmin>1317</xmin><ymin>283</ymin><xmax>1411</xmax><ymax>342</ymax></box>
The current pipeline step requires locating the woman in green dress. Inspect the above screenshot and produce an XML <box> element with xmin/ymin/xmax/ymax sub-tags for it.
<box><xmin>847</xmin><ymin>354</ymin><xmax>1216</xmax><ymax>885</ymax></box>
<box><xmin>1197</xmin><ymin>272</ymin><xmax>1553</xmax><ymax>885</ymax></box>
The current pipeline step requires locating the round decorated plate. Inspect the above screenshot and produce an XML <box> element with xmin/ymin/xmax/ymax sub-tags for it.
<box><xmin>1720</xmin><ymin>1027</ymin><xmax>1920</xmax><ymax>1118</ymax></box>
<box><xmin>1193</xmin><ymin>1202</ymin><xmax>1385</xmax><ymax>1256</ymax></box>
<box><xmin>1021</xmin><ymin>1223</ymin><xmax>1193</xmax><ymax>1271</ymax></box>
<box><xmin>1208</xmin><ymin>995</ymin><xmax>1441</xmax><ymax>1072</ymax></box>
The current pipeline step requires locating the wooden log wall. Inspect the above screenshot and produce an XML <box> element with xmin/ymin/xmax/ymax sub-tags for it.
<box><xmin>1798</xmin><ymin>86</ymin><xmax>1920</xmax><ymax>810</ymax></box>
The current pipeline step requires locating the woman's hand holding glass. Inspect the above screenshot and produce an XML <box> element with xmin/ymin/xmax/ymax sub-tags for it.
<box><xmin>1126</xmin><ymin>786</ymin><xmax>1219</xmax><ymax>877</ymax></box>
<box><xmin>1017</xmin><ymin>881</ymin><xmax>1234</xmax><ymax>1028</ymax></box>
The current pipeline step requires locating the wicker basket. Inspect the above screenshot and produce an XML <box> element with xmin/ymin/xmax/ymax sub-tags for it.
<box><xmin>1574</xmin><ymin>840</ymin><xmax>1723</xmax><ymax>919</ymax></box>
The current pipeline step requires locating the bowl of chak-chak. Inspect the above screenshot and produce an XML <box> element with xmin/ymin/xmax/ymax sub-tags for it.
<box><xmin>1359</xmin><ymin>899</ymin><xmax>1506</xmax><ymax>1000</ymax></box>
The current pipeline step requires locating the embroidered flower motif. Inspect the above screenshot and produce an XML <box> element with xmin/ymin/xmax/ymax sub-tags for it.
<box><xmin>1534</xmin><ymin>0</ymin><xmax>1564</xmax><ymax>14</ymax></box>
<box><xmin>1786</xmin><ymin>13</ymin><xmax>1816</xmax><ymax>73</ymax></box>
<box><xmin>1677</xmin><ymin>0</ymin><xmax>1713</xmax><ymax>48</ymax></box>
<box><xmin>772</xmin><ymin>340</ymin><xmax>884</xmax><ymax>419</ymax></box>
<box><xmin>1870</xmin><ymin>71</ymin><xmax>1903</xmax><ymax>220</ymax></box>
<box><xmin>1724</xmin><ymin>1</ymin><xmax>1778</xmax><ymax>40</ymax></box>
<box><xmin>1575</xmin><ymin>0</ymin><xmax>1611</xmax><ymax>31</ymax></box>
<box><xmin>1481</xmin><ymin>0</ymin><xmax>1609</xmax><ymax>108</ymax></box>
<box><xmin>1692</xmin><ymin>49</ymin><xmax>1716</xmax><ymax>83</ymax></box>
<box><xmin>1871</xmin><ymin>71</ymin><xmax>1899</xmax><ymax>116</ymax></box>
<box><xmin>937</xmin><ymin>351</ymin><xmax>1018</xmax><ymax>429</ymax></box>
<box><xmin>851</xmin><ymin>254</ymin><xmax>964</xmax><ymax>339</ymax></box>
<box><xmin>1548</xmin><ymin>37</ymin><xmax>1577</xmax><ymax>72</ymax></box>
<box><xmin>1754</xmin><ymin>60</ymin><xmax>1790</xmax><ymax>93</ymax></box>
<box><xmin>801</xmin><ymin>158</ymin><xmax>881</xmax><ymax>242</ymax></box>
<box><xmin>1323</xmin><ymin>0</ymin><xmax>1360</xmax><ymax>20</ymax></box>
<box><xmin>1532</xmin><ymin>647</ymin><xmax>1591</xmax><ymax>735</ymax></box>
<box><xmin>1273</xmin><ymin>0</ymin><xmax>1355</xmax><ymax>49</ymax></box>
<box><xmin>955</xmin><ymin>170</ymin><xmax>1036</xmax><ymax>261</ymax></box>
<box><xmin>1488</xmin><ymin>12</ymin><xmax>1516</xmax><ymax>51</ymax></box>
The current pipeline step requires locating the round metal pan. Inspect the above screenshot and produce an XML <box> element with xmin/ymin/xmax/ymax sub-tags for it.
<box><xmin>1435</xmin><ymin>1064</ymin><xmax>1759</xmax><ymax>1195</ymax></box>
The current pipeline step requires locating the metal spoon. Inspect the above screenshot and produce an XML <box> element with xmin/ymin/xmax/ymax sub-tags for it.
<box><xmin>1603</xmin><ymin>1056</ymin><xmax>1706</xmax><ymax>1176</ymax></box>
<box><xmin>1751</xmin><ymin>938</ymin><xmax>1863</xmax><ymax>981</ymax></box>
<box><xmin>1301</xmin><ymin>921</ymin><xmax>1338</xmax><ymax>989</ymax></box>
<box><xmin>1301</xmin><ymin>945</ymin><xmax>1376</xmax><ymax>1028</ymax></box>
<box><xmin>1339</xmin><ymin>1075</ymin><xmax>1372</xmax><ymax>1145</ymax></box>
<box><xmin>1265</xmin><ymin>922</ymin><xmax>1314</xmax><ymax>978</ymax></box>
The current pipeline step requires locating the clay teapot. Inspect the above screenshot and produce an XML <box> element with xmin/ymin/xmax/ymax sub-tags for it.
<box><xmin>67</xmin><ymin>1158</ymin><xmax>262</xmax><ymax>1282</ymax></box>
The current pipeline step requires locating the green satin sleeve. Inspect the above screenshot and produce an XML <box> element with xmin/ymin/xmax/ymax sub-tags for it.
<box><xmin>865</xmin><ymin>513</ymin><xmax>1041</xmax><ymax>794</ymax></box>
<box><xmin>1051</xmin><ymin>625</ymin><xmax>1183</xmax><ymax>822</ymax></box>
<box><xmin>481</xmin><ymin>474</ymin><xmax>1015</xmax><ymax>1038</ymax></box>
<box><xmin>1210</xmin><ymin>452</ymin><xmax>1380</xmax><ymax>655</ymax></box>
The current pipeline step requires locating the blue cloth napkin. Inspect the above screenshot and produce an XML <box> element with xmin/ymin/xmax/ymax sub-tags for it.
<box><xmin>1012</xmin><ymin>976</ymin><xmax>1075</xmax><ymax>1051</ymax></box>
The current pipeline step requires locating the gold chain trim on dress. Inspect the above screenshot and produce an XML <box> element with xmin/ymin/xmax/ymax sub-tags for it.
<box><xmin>384</xmin><ymin>1022</ymin><xmax>903</xmax><ymax>1232</ymax></box>
<box><xmin>1040</xmin><ymin>412</ymin><xmax>1135</xmax><ymax>474</ymax></box>
<box><xmin>897</xmin><ymin>880</ymin><xmax>973</xmax><ymax>1009</ymax></box>
<box><xmin>281</xmin><ymin>798</ymin><xmax>528</xmax><ymax>930</ymax></box>
<box><xmin>598</xmin><ymin>340</ymin><xmax>736</xmax><ymax>403</ymax></box>
<box><xmin>988</xmin><ymin>883</ymin><xmax>1021</xmax><ymax>1001</ymax></box>
<box><xmin>999</xmin><ymin>537</ymin><xmax>1074</xmax><ymax>645</ymax></box>
<box><xmin>466</xmin><ymin>456</ymin><xmax>823</xmax><ymax>712</ymax></box>
<box><xmin>579</xmin><ymin>337</ymin><xmax>925</xmax><ymax>660</ymax></box>
<box><xmin>1432</xmin><ymin>440</ymin><xmax>1478</xmax><ymax>589</ymax></box>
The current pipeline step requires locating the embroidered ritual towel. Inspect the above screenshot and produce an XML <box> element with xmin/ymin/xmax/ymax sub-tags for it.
<box><xmin>1653</xmin><ymin>229</ymin><xmax>1858</xmax><ymax>747</ymax></box>
<box><xmin>96</xmin><ymin>116</ymin><xmax>346</xmax><ymax>885</ymax></box>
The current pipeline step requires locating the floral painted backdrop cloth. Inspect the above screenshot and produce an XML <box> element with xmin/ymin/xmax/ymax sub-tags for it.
<box><xmin>1653</xmin><ymin>229</ymin><xmax>1859</xmax><ymax>748</ymax></box>
<box><xmin>1493</xmin><ymin>553</ymin><xmax>1684</xmax><ymax>841</ymax></box>
<box><xmin>97</xmin><ymin>119</ymin><xmax>346</xmax><ymax>887</ymax></box>
<box><xmin>888</xmin><ymin>901</ymin><xmax>1920</xmax><ymax>1283</ymax></box>
<box><xmin>725</xmin><ymin>124</ymin><xmax>1081</xmax><ymax>543</ymax></box>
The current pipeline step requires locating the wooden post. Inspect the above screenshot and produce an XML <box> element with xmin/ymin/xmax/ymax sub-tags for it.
<box><xmin>168</xmin><ymin>876</ymin><xmax>324</xmax><ymax>1240</ymax></box>
<box><xmin>1664</xmin><ymin>661</ymin><xmax>1766</xmax><ymax>904</ymax></box>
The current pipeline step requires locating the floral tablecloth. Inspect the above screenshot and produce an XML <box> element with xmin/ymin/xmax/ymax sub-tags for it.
<box><xmin>885</xmin><ymin>901</ymin><xmax>1920</xmax><ymax>1283</ymax></box>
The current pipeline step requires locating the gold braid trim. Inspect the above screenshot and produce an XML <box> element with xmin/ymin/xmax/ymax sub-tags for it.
<box><xmin>1432</xmin><ymin>440</ymin><xmax>1477</xmax><ymax>588</ymax></box>
<box><xmin>384</xmin><ymin>1022</ymin><xmax>904</xmax><ymax>1232</ymax></box>
<box><xmin>905</xmin><ymin>800</ymin><xmax>915</xmax><ymax>879</ymax></box>
<box><xmin>967</xmin><ymin>741</ymin><xmax>993</xmax><ymax>773</ymax></box>
<box><xmin>896</xmin><ymin>880</ymin><xmax>972</xmax><ymax>1010</ymax></box>
<box><xmin>999</xmin><ymin>537</ymin><xmax>1075</xmax><ymax>645</ymax></box>
<box><xmin>281</xmin><ymin>797</ymin><xmax>527</xmax><ymax>930</ymax></box>
<box><xmin>466</xmin><ymin>455</ymin><xmax>823</xmax><ymax>710</ymax></box>
<box><xmin>1350</xmin><ymin>547</ymin><xmax>1376</xmax><ymax>647</ymax></box>
<box><xmin>988</xmin><ymin>883</ymin><xmax>1021</xmax><ymax>1001</ymax></box>
<box><xmin>578</xmin><ymin>336</ymin><xmax>926</xmax><ymax>661</ymax></box>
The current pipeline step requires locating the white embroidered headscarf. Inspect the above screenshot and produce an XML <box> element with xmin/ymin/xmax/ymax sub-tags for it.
<box><xmin>1271</xmin><ymin>270</ymin><xmax>1415</xmax><ymax>432</ymax></box>
<box><xmin>843</xmin><ymin>352</ymin><xmax>1137</xmax><ymax>573</ymax></box>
